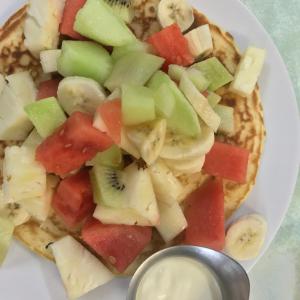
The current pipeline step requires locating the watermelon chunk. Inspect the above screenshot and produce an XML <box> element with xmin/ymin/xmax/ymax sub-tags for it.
<box><xmin>203</xmin><ymin>141</ymin><xmax>250</xmax><ymax>183</ymax></box>
<box><xmin>52</xmin><ymin>169</ymin><xmax>95</xmax><ymax>228</ymax></box>
<box><xmin>60</xmin><ymin>0</ymin><xmax>86</xmax><ymax>39</ymax></box>
<box><xmin>97</xmin><ymin>99</ymin><xmax>122</xmax><ymax>144</ymax></box>
<box><xmin>184</xmin><ymin>177</ymin><xmax>225</xmax><ymax>251</ymax></box>
<box><xmin>37</xmin><ymin>79</ymin><xmax>60</xmax><ymax>100</ymax></box>
<box><xmin>36</xmin><ymin>112</ymin><xmax>113</xmax><ymax>176</ymax></box>
<box><xmin>81</xmin><ymin>218</ymin><xmax>152</xmax><ymax>272</ymax></box>
<box><xmin>147</xmin><ymin>24</ymin><xmax>194</xmax><ymax>68</ymax></box>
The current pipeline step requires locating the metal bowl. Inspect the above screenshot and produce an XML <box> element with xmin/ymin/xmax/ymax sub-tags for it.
<box><xmin>127</xmin><ymin>246</ymin><xmax>250</xmax><ymax>300</ymax></box>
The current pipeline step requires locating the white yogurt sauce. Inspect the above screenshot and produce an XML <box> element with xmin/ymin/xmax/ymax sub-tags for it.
<box><xmin>136</xmin><ymin>256</ymin><xmax>222</xmax><ymax>300</ymax></box>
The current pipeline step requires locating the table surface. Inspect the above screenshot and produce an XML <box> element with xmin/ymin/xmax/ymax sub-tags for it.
<box><xmin>241</xmin><ymin>1</ymin><xmax>300</xmax><ymax>299</ymax></box>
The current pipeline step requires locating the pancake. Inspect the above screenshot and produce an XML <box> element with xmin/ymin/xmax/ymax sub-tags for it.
<box><xmin>0</xmin><ymin>1</ymin><xmax>265</xmax><ymax>274</ymax></box>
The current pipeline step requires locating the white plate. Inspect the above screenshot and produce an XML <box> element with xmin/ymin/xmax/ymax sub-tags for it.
<box><xmin>0</xmin><ymin>0</ymin><xmax>299</xmax><ymax>299</ymax></box>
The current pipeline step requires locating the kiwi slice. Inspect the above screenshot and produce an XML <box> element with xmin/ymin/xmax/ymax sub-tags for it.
<box><xmin>90</xmin><ymin>165</ymin><xmax>127</xmax><ymax>208</ymax></box>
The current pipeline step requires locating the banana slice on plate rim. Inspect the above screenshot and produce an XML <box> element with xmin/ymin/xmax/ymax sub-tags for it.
<box><xmin>225</xmin><ymin>214</ymin><xmax>267</xmax><ymax>261</ymax></box>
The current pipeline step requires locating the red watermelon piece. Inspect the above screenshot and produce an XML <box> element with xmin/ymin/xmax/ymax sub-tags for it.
<box><xmin>36</xmin><ymin>112</ymin><xmax>113</xmax><ymax>176</ymax></box>
<box><xmin>37</xmin><ymin>79</ymin><xmax>60</xmax><ymax>100</ymax></box>
<box><xmin>147</xmin><ymin>24</ymin><xmax>194</xmax><ymax>68</ymax></box>
<box><xmin>60</xmin><ymin>0</ymin><xmax>86</xmax><ymax>39</ymax></box>
<box><xmin>82</xmin><ymin>218</ymin><xmax>152</xmax><ymax>272</ymax></box>
<box><xmin>203</xmin><ymin>141</ymin><xmax>250</xmax><ymax>183</ymax></box>
<box><xmin>184</xmin><ymin>177</ymin><xmax>225</xmax><ymax>251</ymax></box>
<box><xmin>52</xmin><ymin>169</ymin><xmax>95</xmax><ymax>228</ymax></box>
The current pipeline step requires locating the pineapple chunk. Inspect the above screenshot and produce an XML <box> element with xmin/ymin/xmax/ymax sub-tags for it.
<box><xmin>6</xmin><ymin>71</ymin><xmax>37</xmax><ymax>105</ymax></box>
<box><xmin>40</xmin><ymin>49</ymin><xmax>62</xmax><ymax>73</ymax></box>
<box><xmin>2</xmin><ymin>146</ymin><xmax>46</xmax><ymax>203</ymax></box>
<box><xmin>156</xmin><ymin>201</ymin><xmax>187</xmax><ymax>243</ymax></box>
<box><xmin>51</xmin><ymin>236</ymin><xmax>114</xmax><ymax>299</ymax></box>
<box><xmin>24</xmin><ymin>0</ymin><xmax>66</xmax><ymax>57</ymax></box>
<box><xmin>230</xmin><ymin>47</ymin><xmax>266</xmax><ymax>97</ymax></box>
<box><xmin>0</xmin><ymin>86</ymin><xmax>33</xmax><ymax>140</ymax></box>
<box><xmin>21</xmin><ymin>175</ymin><xmax>59</xmax><ymax>222</ymax></box>
<box><xmin>185</xmin><ymin>25</ymin><xmax>213</xmax><ymax>58</ymax></box>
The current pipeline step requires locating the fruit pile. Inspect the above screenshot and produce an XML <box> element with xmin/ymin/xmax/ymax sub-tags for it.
<box><xmin>0</xmin><ymin>0</ymin><xmax>267</xmax><ymax>298</ymax></box>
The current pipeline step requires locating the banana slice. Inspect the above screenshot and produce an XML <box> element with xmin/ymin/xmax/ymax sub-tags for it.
<box><xmin>164</xmin><ymin>155</ymin><xmax>205</xmax><ymax>174</ymax></box>
<box><xmin>57</xmin><ymin>76</ymin><xmax>106</xmax><ymax>115</ymax></box>
<box><xmin>149</xmin><ymin>160</ymin><xmax>183</xmax><ymax>205</ymax></box>
<box><xmin>225</xmin><ymin>214</ymin><xmax>267</xmax><ymax>261</ymax></box>
<box><xmin>0</xmin><ymin>190</ymin><xmax>30</xmax><ymax>226</ymax></box>
<box><xmin>160</xmin><ymin>125</ymin><xmax>214</xmax><ymax>160</ymax></box>
<box><xmin>140</xmin><ymin>119</ymin><xmax>167</xmax><ymax>165</ymax></box>
<box><xmin>120</xmin><ymin>128</ymin><xmax>141</xmax><ymax>159</ymax></box>
<box><xmin>158</xmin><ymin>0</ymin><xmax>194</xmax><ymax>32</ymax></box>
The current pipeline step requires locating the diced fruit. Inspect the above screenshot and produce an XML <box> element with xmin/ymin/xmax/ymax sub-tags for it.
<box><xmin>93</xmin><ymin>204</ymin><xmax>151</xmax><ymax>226</ymax></box>
<box><xmin>21</xmin><ymin>175</ymin><xmax>58</xmax><ymax>222</ymax></box>
<box><xmin>164</xmin><ymin>155</ymin><xmax>205</xmax><ymax>174</ymax></box>
<box><xmin>93</xmin><ymin>111</ymin><xmax>108</xmax><ymax>133</ymax></box>
<box><xmin>25</xmin><ymin>97</ymin><xmax>67</xmax><ymax>138</ymax></box>
<box><xmin>119</xmin><ymin>128</ymin><xmax>140</xmax><ymax>159</ymax></box>
<box><xmin>147</xmin><ymin>24</ymin><xmax>194</xmax><ymax>67</ymax></box>
<box><xmin>107</xmin><ymin>88</ymin><xmax>121</xmax><ymax>101</ymax></box>
<box><xmin>0</xmin><ymin>86</ymin><xmax>33</xmax><ymax>140</ymax></box>
<box><xmin>51</xmin><ymin>235</ymin><xmax>114</xmax><ymax>299</ymax></box>
<box><xmin>24</xmin><ymin>0</ymin><xmax>65</xmax><ymax>56</ymax></box>
<box><xmin>124</xmin><ymin>162</ymin><xmax>159</xmax><ymax>225</ymax></box>
<box><xmin>207</xmin><ymin>91</ymin><xmax>221</xmax><ymax>108</ymax></box>
<box><xmin>40</xmin><ymin>49</ymin><xmax>61</xmax><ymax>73</ymax></box>
<box><xmin>97</xmin><ymin>99</ymin><xmax>122</xmax><ymax>144</ymax></box>
<box><xmin>168</xmin><ymin>64</ymin><xmax>186</xmax><ymax>82</ymax></box>
<box><xmin>154</xmin><ymin>83</ymin><xmax>176</xmax><ymax>118</ymax></box>
<box><xmin>148</xmin><ymin>71</ymin><xmax>200</xmax><ymax>137</ymax></box>
<box><xmin>179</xmin><ymin>73</ymin><xmax>220</xmax><ymax>132</ymax></box>
<box><xmin>160</xmin><ymin>125</ymin><xmax>214</xmax><ymax>160</ymax></box>
<box><xmin>184</xmin><ymin>24</ymin><xmax>213</xmax><ymax>58</ymax></box>
<box><xmin>184</xmin><ymin>177</ymin><xmax>225</xmax><ymax>250</ymax></box>
<box><xmin>122</xmin><ymin>85</ymin><xmax>156</xmax><ymax>126</ymax></box>
<box><xmin>111</xmin><ymin>41</ymin><xmax>151</xmax><ymax>62</ymax></box>
<box><xmin>3</xmin><ymin>146</ymin><xmax>46</xmax><ymax>202</ymax></box>
<box><xmin>60</xmin><ymin>0</ymin><xmax>86</xmax><ymax>39</ymax></box>
<box><xmin>193</xmin><ymin>57</ymin><xmax>233</xmax><ymax>91</ymax></box>
<box><xmin>87</xmin><ymin>145</ymin><xmax>123</xmax><ymax>169</ymax></box>
<box><xmin>107</xmin><ymin>4</ymin><xmax>134</xmax><ymax>24</ymax></box>
<box><xmin>52</xmin><ymin>169</ymin><xmax>95</xmax><ymax>228</ymax></box>
<box><xmin>81</xmin><ymin>218</ymin><xmax>152</xmax><ymax>272</ymax></box>
<box><xmin>230</xmin><ymin>47</ymin><xmax>266</xmax><ymax>97</ymax></box>
<box><xmin>90</xmin><ymin>165</ymin><xmax>127</xmax><ymax>208</ymax></box>
<box><xmin>0</xmin><ymin>217</ymin><xmax>14</xmax><ymax>265</ymax></box>
<box><xmin>215</xmin><ymin>104</ymin><xmax>234</xmax><ymax>134</ymax></box>
<box><xmin>186</xmin><ymin>68</ymin><xmax>210</xmax><ymax>92</ymax></box>
<box><xmin>57</xmin><ymin>40</ymin><xmax>113</xmax><ymax>84</ymax></box>
<box><xmin>37</xmin><ymin>79</ymin><xmax>60</xmax><ymax>100</ymax></box>
<box><xmin>57</xmin><ymin>76</ymin><xmax>106</xmax><ymax>115</ymax></box>
<box><xmin>36</xmin><ymin>112</ymin><xmax>113</xmax><ymax>176</ymax></box>
<box><xmin>203</xmin><ymin>141</ymin><xmax>249</xmax><ymax>183</ymax></box>
<box><xmin>149</xmin><ymin>160</ymin><xmax>183</xmax><ymax>205</ymax></box>
<box><xmin>157</xmin><ymin>0</ymin><xmax>194</xmax><ymax>32</ymax></box>
<box><xmin>74</xmin><ymin>0</ymin><xmax>136</xmax><ymax>46</ymax></box>
<box><xmin>156</xmin><ymin>201</ymin><xmax>187</xmax><ymax>242</ymax></box>
<box><xmin>6</xmin><ymin>71</ymin><xmax>36</xmax><ymax>105</ymax></box>
<box><xmin>105</xmin><ymin>52</ymin><xmax>164</xmax><ymax>92</ymax></box>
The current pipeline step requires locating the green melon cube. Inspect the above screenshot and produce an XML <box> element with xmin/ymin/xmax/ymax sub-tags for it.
<box><xmin>87</xmin><ymin>145</ymin><xmax>123</xmax><ymax>169</ymax></box>
<box><xmin>74</xmin><ymin>0</ymin><xmax>136</xmax><ymax>47</ymax></box>
<box><xmin>154</xmin><ymin>83</ymin><xmax>176</xmax><ymax>118</ymax></box>
<box><xmin>215</xmin><ymin>104</ymin><xmax>234</xmax><ymax>134</ymax></box>
<box><xmin>168</xmin><ymin>65</ymin><xmax>186</xmax><ymax>82</ymax></box>
<box><xmin>25</xmin><ymin>97</ymin><xmax>66</xmax><ymax>138</ymax></box>
<box><xmin>187</xmin><ymin>68</ymin><xmax>210</xmax><ymax>92</ymax></box>
<box><xmin>148</xmin><ymin>71</ymin><xmax>201</xmax><ymax>137</ymax></box>
<box><xmin>104</xmin><ymin>52</ymin><xmax>164</xmax><ymax>92</ymax></box>
<box><xmin>193</xmin><ymin>57</ymin><xmax>233</xmax><ymax>91</ymax></box>
<box><xmin>207</xmin><ymin>92</ymin><xmax>222</xmax><ymax>107</ymax></box>
<box><xmin>121</xmin><ymin>84</ymin><xmax>156</xmax><ymax>126</ymax></box>
<box><xmin>57</xmin><ymin>41</ymin><xmax>113</xmax><ymax>84</ymax></box>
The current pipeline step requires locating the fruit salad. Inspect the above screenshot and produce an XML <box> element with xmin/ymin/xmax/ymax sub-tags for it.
<box><xmin>0</xmin><ymin>0</ymin><xmax>267</xmax><ymax>298</ymax></box>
